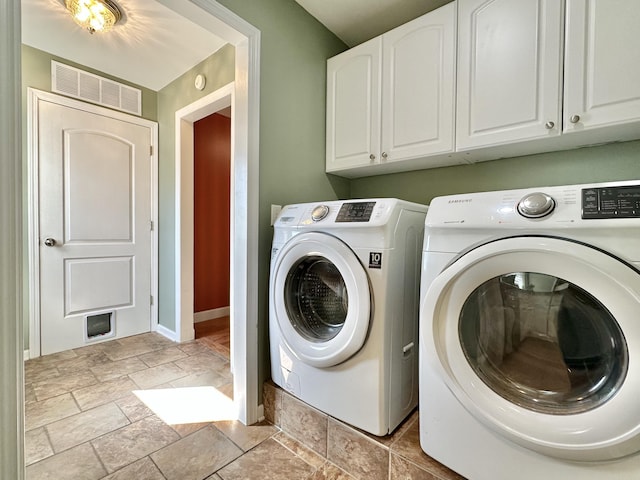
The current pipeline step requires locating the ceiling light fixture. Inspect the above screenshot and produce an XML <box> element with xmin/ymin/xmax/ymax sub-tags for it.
<box><xmin>65</xmin><ymin>0</ymin><xmax>123</xmax><ymax>34</ymax></box>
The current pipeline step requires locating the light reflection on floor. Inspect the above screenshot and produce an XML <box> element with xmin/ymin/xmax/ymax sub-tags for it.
<box><xmin>134</xmin><ymin>386</ymin><xmax>236</xmax><ymax>424</ymax></box>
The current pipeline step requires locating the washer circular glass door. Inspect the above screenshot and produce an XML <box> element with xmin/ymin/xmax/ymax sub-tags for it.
<box><xmin>272</xmin><ymin>232</ymin><xmax>370</xmax><ymax>367</ymax></box>
<box><xmin>421</xmin><ymin>236</ymin><xmax>640</xmax><ymax>461</ymax></box>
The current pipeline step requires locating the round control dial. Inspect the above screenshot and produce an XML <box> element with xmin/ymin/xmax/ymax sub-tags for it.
<box><xmin>311</xmin><ymin>205</ymin><xmax>330</xmax><ymax>222</ymax></box>
<box><xmin>517</xmin><ymin>192</ymin><xmax>555</xmax><ymax>218</ymax></box>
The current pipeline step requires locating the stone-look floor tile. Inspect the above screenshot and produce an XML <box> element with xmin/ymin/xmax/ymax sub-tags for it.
<box><xmin>25</xmin><ymin>365</ymin><xmax>61</xmax><ymax>385</ymax></box>
<box><xmin>263</xmin><ymin>381</ymin><xmax>282</xmax><ymax>426</ymax></box>
<box><xmin>280</xmin><ymin>393</ymin><xmax>328</xmax><ymax>457</ymax></box>
<box><xmin>32</xmin><ymin>369</ymin><xmax>98</xmax><ymax>402</ymax></box>
<box><xmin>116</xmin><ymin>333</ymin><xmax>175</xmax><ymax>352</ymax></box>
<box><xmin>174</xmin><ymin>352</ymin><xmax>230</xmax><ymax>376</ymax></box>
<box><xmin>389</xmin><ymin>414</ymin><xmax>464</xmax><ymax>479</ymax></box>
<box><xmin>327</xmin><ymin>418</ymin><xmax>389</xmax><ymax>480</ymax></box>
<box><xmin>26</xmin><ymin>442</ymin><xmax>107</xmax><ymax>480</ymax></box>
<box><xmin>205</xmin><ymin>474</ymin><xmax>223</xmax><ymax>480</ymax></box>
<box><xmin>72</xmin><ymin>376</ymin><xmax>138</xmax><ymax>411</ymax></box>
<box><xmin>25</xmin><ymin>393</ymin><xmax>81</xmax><ymax>431</ymax></box>
<box><xmin>216</xmin><ymin>382</ymin><xmax>234</xmax><ymax>400</ymax></box>
<box><xmin>55</xmin><ymin>351</ymin><xmax>112</xmax><ymax>374</ymax></box>
<box><xmin>102</xmin><ymin>457</ymin><xmax>166</xmax><ymax>480</ymax></box>
<box><xmin>152</xmin><ymin>425</ymin><xmax>243</xmax><ymax>480</ymax></box>
<box><xmin>171</xmin><ymin>421</ymin><xmax>211</xmax><ymax>437</ymax></box>
<box><xmin>46</xmin><ymin>402</ymin><xmax>130</xmax><ymax>453</ymax></box>
<box><xmin>170</xmin><ymin>369</ymin><xmax>230</xmax><ymax>389</ymax></box>
<box><xmin>214</xmin><ymin>419</ymin><xmax>278</xmax><ymax>452</ymax></box>
<box><xmin>272</xmin><ymin>432</ymin><xmax>325</xmax><ymax>469</ymax></box>
<box><xmin>72</xmin><ymin>342</ymin><xmax>108</xmax><ymax>357</ymax></box>
<box><xmin>362</xmin><ymin>409</ymin><xmax>418</xmax><ymax>447</ymax></box>
<box><xmin>218</xmin><ymin>437</ymin><xmax>315</xmax><ymax>480</ymax></box>
<box><xmin>390</xmin><ymin>454</ymin><xmax>442</xmax><ymax>480</ymax></box>
<box><xmin>308</xmin><ymin>462</ymin><xmax>357</xmax><ymax>480</ymax></box>
<box><xmin>128</xmin><ymin>362</ymin><xmax>187</xmax><ymax>389</ymax></box>
<box><xmin>103</xmin><ymin>338</ymin><xmax>158</xmax><ymax>362</ymax></box>
<box><xmin>24</xmin><ymin>427</ymin><xmax>54</xmax><ymax>466</ymax></box>
<box><xmin>26</xmin><ymin>350</ymin><xmax>78</xmax><ymax>370</ymax></box>
<box><xmin>115</xmin><ymin>393</ymin><xmax>154</xmax><ymax>422</ymax></box>
<box><xmin>138</xmin><ymin>346</ymin><xmax>188</xmax><ymax>367</ymax></box>
<box><xmin>92</xmin><ymin>415</ymin><xmax>180</xmax><ymax>473</ymax></box>
<box><xmin>25</xmin><ymin>383</ymin><xmax>37</xmax><ymax>404</ymax></box>
<box><xmin>178</xmin><ymin>340</ymin><xmax>213</xmax><ymax>356</ymax></box>
<box><xmin>90</xmin><ymin>356</ymin><xmax>148</xmax><ymax>382</ymax></box>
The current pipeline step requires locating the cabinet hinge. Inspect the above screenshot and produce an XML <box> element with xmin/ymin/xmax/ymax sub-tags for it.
<box><xmin>150</xmin><ymin>221</ymin><xmax>154</xmax><ymax>231</ymax></box>
<box><xmin>150</xmin><ymin>145</ymin><xmax>153</xmax><ymax>156</ymax></box>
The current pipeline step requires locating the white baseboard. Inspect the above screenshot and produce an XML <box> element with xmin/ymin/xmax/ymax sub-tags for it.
<box><xmin>154</xmin><ymin>323</ymin><xmax>179</xmax><ymax>342</ymax></box>
<box><xmin>24</xmin><ymin>350</ymin><xmax>30</xmax><ymax>361</ymax></box>
<box><xmin>194</xmin><ymin>306</ymin><xmax>230</xmax><ymax>323</ymax></box>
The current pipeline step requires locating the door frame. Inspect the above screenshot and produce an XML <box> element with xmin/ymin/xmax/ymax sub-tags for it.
<box><xmin>27</xmin><ymin>88</ymin><xmax>160</xmax><ymax>359</ymax></box>
<box><xmin>159</xmin><ymin>0</ymin><xmax>262</xmax><ymax>425</ymax></box>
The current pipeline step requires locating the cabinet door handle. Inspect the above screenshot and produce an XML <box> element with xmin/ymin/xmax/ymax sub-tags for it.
<box><xmin>381</xmin><ymin>152</ymin><xmax>388</xmax><ymax>160</ymax></box>
<box><xmin>570</xmin><ymin>114</ymin><xmax>581</xmax><ymax>124</ymax></box>
<box><xmin>545</xmin><ymin>121</ymin><xmax>555</xmax><ymax>129</ymax></box>
<box><xmin>369</xmin><ymin>154</ymin><xmax>376</xmax><ymax>161</ymax></box>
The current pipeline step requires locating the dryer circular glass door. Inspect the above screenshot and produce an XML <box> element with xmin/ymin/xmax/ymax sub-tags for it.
<box><xmin>272</xmin><ymin>232</ymin><xmax>370</xmax><ymax>368</ymax></box>
<box><xmin>421</xmin><ymin>235</ymin><xmax>640</xmax><ymax>461</ymax></box>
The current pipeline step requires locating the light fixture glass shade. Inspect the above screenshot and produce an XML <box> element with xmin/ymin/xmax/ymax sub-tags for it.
<box><xmin>65</xmin><ymin>0</ymin><xmax>122</xmax><ymax>34</ymax></box>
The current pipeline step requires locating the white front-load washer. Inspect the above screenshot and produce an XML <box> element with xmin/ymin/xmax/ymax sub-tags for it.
<box><xmin>270</xmin><ymin>198</ymin><xmax>427</xmax><ymax>436</ymax></box>
<box><xmin>419</xmin><ymin>180</ymin><xmax>640</xmax><ymax>479</ymax></box>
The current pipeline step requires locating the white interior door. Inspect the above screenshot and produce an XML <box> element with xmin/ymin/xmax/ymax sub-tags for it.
<box><xmin>38</xmin><ymin>99</ymin><xmax>153</xmax><ymax>355</ymax></box>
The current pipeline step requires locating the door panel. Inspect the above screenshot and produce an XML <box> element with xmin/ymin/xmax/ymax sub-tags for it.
<box><xmin>39</xmin><ymin>100</ymin><xmax>152</xmax><ymax>355</ymax></box>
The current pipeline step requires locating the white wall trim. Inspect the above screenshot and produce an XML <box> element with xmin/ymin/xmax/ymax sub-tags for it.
<box><xmin>23</xmin><ymin>351</ymin><xmax>30</xmax><ymax>362</ymax></box>
<box><xmin>194</xmin><ymin>307</ymin><xmax>230</xmax><ymax>323</ymax></box>
<box><xmin>26</xmin><ymin>88</ymin><xmax>159</xmax><ymax>358</ymax></box>
<box><xmin>2</xmin><ymin>0</ymin><xmax>24</xmax><ymax>476</ymax></box>
<box><xmin>154</xmin><ymin>323</ymin><xmax>180</xmax><ymax>343</ymax></box>
<box><xmin>175</xmin><ymin>82</ymin><xmax>234</xmax><ymax>345</ymax></box>
<box><xmin>167</xmin><ymin>0</ymin><xmax>261</xmax><ymax>426</ymax></box>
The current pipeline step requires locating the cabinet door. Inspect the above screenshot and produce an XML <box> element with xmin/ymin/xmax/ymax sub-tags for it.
<box><xmin>381</xmin><ymin>2</ymin><xmax>456</xmax><ymax>163</ymax></box>
<box><xmin>326</xmin><ymin>38</ymin><xmax>382</xmax><ymax>172</ymax></box>
<box><xmin>564</xmin><ymin>0</ymin><xmax>640</xmax><ymax>133</ymax></box>
<box><xmin>456</xmin><ymin>0</ymin><xmax>564</xmax><ymax>150</ymax></box>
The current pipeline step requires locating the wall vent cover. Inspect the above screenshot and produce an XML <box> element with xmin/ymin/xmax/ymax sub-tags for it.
<box><xmin>51</xmin><ymin>61</ymin><xmax>142</xmax><ymax>116</ymax></box>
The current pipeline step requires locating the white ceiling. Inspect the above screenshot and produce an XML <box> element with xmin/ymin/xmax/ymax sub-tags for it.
<box><xmin>21</xmin><ymin>0</ymin><xmax>451</xmax><ymax>92</ymax></box>
<box><xmin>21</xmin><ymin>0</ymin><xmax>228</xmax><ymax>91</ymax></box>
<box><xmin>295</xmin><ymin>0</ymin><xmax>452</xmax><ymax>47</ymax></box>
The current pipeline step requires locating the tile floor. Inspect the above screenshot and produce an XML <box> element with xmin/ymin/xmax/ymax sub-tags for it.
<box><xmin>24</xmin><ymin>326</ymin><xmax>464</xmax><ymax>479</ymax></box>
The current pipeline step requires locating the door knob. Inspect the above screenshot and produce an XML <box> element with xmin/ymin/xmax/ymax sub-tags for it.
<box><xmin>44</xmin><ymin>238</ymin><xmax>56</xmax><ymax>247</ymax></box>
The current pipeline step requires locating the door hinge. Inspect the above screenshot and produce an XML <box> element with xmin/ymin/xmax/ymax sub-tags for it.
<box><xmin>150</xmin><ymin>145</ymin><xmax>153</xmax><ymax>156</ymax></box>
<box><xmin>150</xmin><ymin>221</ymin><xmax>154</xmax><ymax>231</ymax></box>
<box><xmin>150</xmin><ymin>295</ymin><xmax>154</xmax><ymax>306</ymax></box>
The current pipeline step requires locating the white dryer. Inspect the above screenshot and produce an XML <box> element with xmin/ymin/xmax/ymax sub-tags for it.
<box><xmin>270</xmin><ymin>199</ymin><xmax>427</xmax><ymax>435</ymax></box>
<box><xmin>419</xmin><ymin>180</ymin><xmax>640</xmax><ymax>479</ymax></box>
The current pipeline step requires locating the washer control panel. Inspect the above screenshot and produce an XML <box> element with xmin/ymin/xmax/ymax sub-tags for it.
<box><xmin>582</xmin><ymin>185</ymin><xmax>640</xmax><ymax>219</ymax></box>
<box><xmin>335</xmin><ymin>201</ymin><xmax>376</xmax><ymax>222</ymax></box>
<box><xmin>517</xmin><ymin>192</ymin><xmax>556</xmax><ymax>218</ymax></box>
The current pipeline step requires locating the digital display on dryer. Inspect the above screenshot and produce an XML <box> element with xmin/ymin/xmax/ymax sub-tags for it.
<box><xmin>336</xmin><ymin>202</ymin><xmax>376</xmax><ymax>222</ymax></box>
<box><xmin>582</xmin><ymin>185</ymin><xmax>640</xmax><ymax>219</ymax></box>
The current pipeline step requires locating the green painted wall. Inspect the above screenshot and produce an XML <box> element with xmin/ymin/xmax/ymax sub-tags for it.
<box><xmin>21</xmin><ymin>45</ymin><xmax>158</xmax><ymax>121</ymax></box>
<box><xmin>213</xmin><ymin>0</ymin><xmax>349</xmax><ymax>385</ymax></box>
<box><xmin>156</xmin><ymin>44</ymin><xmax>236</xmax><ymax>332</ymax></box>
<box><xmin>350</xmin><ymin>141</ymin><xmax>640</xmax><ymax>203</ymax></box>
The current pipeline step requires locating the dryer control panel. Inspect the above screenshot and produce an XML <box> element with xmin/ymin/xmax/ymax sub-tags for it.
<box><xmin>582</xmin><ymin>185</ymin><xmax>640</xmax><ymax>219</ymax></box>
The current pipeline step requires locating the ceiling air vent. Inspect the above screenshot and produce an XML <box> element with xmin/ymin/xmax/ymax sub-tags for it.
<box><xmin>51</xmin><ymin>60</ymin><xmax>142</xmax><ymax>116</ymax></box>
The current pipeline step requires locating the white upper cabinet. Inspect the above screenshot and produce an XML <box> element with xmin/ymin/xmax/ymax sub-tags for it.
<box><xmin>326</xmin><ymin>38</ymin><xmax>381</xmax><ymax>171</ymax></box>
<box><xmin>456</xmin><ymin>0</ymin><xmax>564</xmax><ymax>150</ymax></box>
<box><xmin>563</xmin><ymin>0</ymin><xmax>640</xmax><ymax>136</ymax></box>
<box><xmin>326</xmin><ymin>0</ymin><xmax>640</xmax><ymax>177</ymax></box>
<box><xmin>381</xmin><ymin>2</ymin><xmax>456</xmax><ymax>163</ymax></box>
<box><xmin>326</xmin><ymin>2</ymin><xmax>457</xmax><ymax>177</ymax></box>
